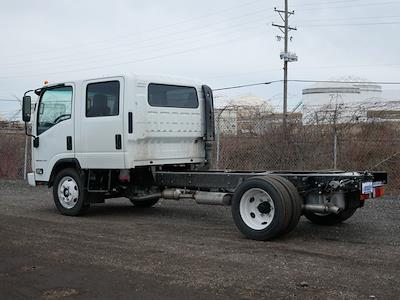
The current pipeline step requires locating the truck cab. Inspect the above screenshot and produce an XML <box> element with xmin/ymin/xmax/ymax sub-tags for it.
<box><xmin>26</xmin><ymin>74</ymin><xmax>212</xmax><ymax>186</ymax></box>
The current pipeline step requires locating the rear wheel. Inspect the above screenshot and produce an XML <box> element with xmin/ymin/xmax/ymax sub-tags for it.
<box><xmin>267</xmin><ymin>176</ymin><xmax>303</xmax><ymax>234</ymax></box>
<box><xmin>231</xmin><ymin>177</ymin><xmax>292</xmax><ymax>241</ymax></box>
<box><xmin>304</xmin><ymin>208</ymin><xmax>357</xmax><ymax>225</ymax></box>
<box><xmin>53</xmin><ymin>168</ymin><xmax>89</xmax><ymax>216</ymax></box>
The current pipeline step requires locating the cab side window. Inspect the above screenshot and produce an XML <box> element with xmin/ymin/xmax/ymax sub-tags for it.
<box><xmin>37</xmin><ymin>86</ymin><xmax>73</xmax><ymax>135</ymax></box>
<box><xmin>86</xmin><ymin>81</ymin><xmax>120</xmax><ymax>117</ymax></box>
<box><xmin>148</xmin><ymin>84</ymin><xmax>199</xmax><ymax>108</ymax></box>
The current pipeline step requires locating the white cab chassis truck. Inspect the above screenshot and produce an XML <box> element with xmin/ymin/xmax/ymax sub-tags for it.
<box><xmin>22</xmin><ymin>73</ymin><xmax>387</xmax><ymax>241</ymax></box>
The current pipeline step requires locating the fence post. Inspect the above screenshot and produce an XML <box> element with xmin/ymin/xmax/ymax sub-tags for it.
<box><xmin>333</xmin><ymin>132</ymin><xmax>337</xmax><ymax>169</ymax></box>
<box><xmin>24</xmin><ymin>134</ymin><xmax>27</xmax><ymax>180</ymax></box>
<box><xmin>216</xmin><ymin>117</ymin><xmax>220</xmax><ymax>169</ymax></box>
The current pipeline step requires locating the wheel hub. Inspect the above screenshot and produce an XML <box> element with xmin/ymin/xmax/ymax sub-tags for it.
<box><xmin>58</xmin><ymin>176</ymin><xmax>79</xmax><ymax>209</ymax></box>
<box><xmin>239</xmin><ymin>188</ymin><xmax>275</xmax><ymax>230</ymax></box>
<box><xmin>63</xmin><ymin>188</ymin><xmax>70</xmax><ymax>197</ymax></box>
<box><xmin>257</xmin><ymin>201</ymin><xmax>271</xmax><ymax>214</ymax></box>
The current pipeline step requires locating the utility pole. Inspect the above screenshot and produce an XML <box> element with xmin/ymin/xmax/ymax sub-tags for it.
<box><xmin>272</xmin><ymin>1</ymin><xmax>297</xmax><ymax>130</ymax></box>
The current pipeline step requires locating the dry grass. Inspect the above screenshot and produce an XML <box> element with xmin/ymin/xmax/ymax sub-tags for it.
<box><xmin>0</xmin><ymin>131</ymin><xmax>28</xmax><ymax>178</ymax></box>
<box><xmin>217</xmin><ymin>122</ymin><xmax>400</xmax><ymax>193</ymax></box>
<box><xmin>1</xmin><ymin>121</ymin><xmax>398</xmax><ymax>193</ymax></box>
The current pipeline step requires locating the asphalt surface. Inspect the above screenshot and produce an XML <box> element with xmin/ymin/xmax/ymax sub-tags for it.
<box><xmin>0</xmin><ymin>179</ymin><xmax>399</xmax><ymax>300</ymax></box>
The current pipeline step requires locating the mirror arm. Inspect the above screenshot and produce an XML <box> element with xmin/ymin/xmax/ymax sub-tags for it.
<box><xmin>24</xmin><ymin>89</ymin><xmax>34</xmax><ymax>97</ymax></box>
<box><xmin>24</xmin><ymin>122</ymin><xmax>37</xmax><ymax>140</ymax></box>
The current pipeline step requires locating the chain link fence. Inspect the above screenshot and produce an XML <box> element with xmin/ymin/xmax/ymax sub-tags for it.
<box><xmin>0</xmin><ymin>122</ymin><xmax>30</xmax><ymax>178</ymax></box>
<box><xmin>215</xmin><ymin>103</ymin><xmax>400</xmax><ymax>194</ymax></box>
<box><xmin>1</xmin><ymin>105</ymin><xmax>399</xmax><ymax>194</ymax></box>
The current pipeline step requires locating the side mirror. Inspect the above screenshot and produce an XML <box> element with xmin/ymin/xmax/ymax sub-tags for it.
<box><xmin>22</xmin><ymin>95</ymin><xmax>31</xmax><ymax>122</ymax></box>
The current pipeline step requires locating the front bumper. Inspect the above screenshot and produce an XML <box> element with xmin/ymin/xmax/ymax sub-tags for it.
<box><xmin>27</xmin><ymin>172</ymin><xmax>36</xmax><ymax>186</ymax></box>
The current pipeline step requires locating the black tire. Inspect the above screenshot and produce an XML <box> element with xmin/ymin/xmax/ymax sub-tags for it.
<box><xmin>304</xmin><ymin>208</ymin><xmax>357</xmax><ymax>225</ymax></box>
<box><xmin>129</xmin><ymin>198</ymin><xmax>160</xmax><ymax>208</ymax></box>
<box><xmin>231</xmin><ymin>177</ymin><xmax>292</xmax><ymax>241</ymax></box>
<box><xmin>267</xmin><ymin>176</ymin><xmax>303</xmax><ymax>234</ymax></box>
<box><xmin>53</xmin><ymin>168</ymin><xmax>89</xmax><ymax>216</ymax></box>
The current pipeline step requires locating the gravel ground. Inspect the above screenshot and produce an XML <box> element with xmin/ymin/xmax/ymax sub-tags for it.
<box><xmin>0</xmin><ymin>179</ymin><xmax>399</xmax><ymax>299</ymax></box>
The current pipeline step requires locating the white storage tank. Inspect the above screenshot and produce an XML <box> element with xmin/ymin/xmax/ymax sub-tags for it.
<box><xmin>302</xmin><ymin>77</ymin><xmax>384</xmax><ymax>123</ymax></box>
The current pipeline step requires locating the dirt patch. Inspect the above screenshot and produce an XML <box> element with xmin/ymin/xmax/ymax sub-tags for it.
<box><xmin>0</xmin><ymin>180</ymin><xmax>399</xmax><ymax>299</ymax></box>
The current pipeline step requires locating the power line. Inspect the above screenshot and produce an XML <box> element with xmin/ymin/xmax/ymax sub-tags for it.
<box><xmin>213</xmin><ymin>79</ymin><xmax>400</xmax><ymax>91</ymax></box>
<box><xmin>0</xmin><ymin>0</ymin><xmax>267</xmax><ymax>61</ymax></box>
<box><xmin>298</xmin><ymin>1</ymin><xmax>400</xmax><ymax>11</ymax></box>
<box><xmin>0</xmin><ymin>14</ymin><xmax>271</xmax><ymax>70</ymax></box>
<box><xmin>3</xmin><ymin>1</ymin><xmax>395</xmax><ymax>67</ymax></box>
<box><xmin>0</xmin><ymin>32</ymin><xmax>263</xmax><ymax>80</ymax></box>
<box><xmin>300</xmin><ymin>21</ymin><xmax>400</xmax><ymax>27</ymax></box>
<box><xmin>3</xmin><ymin>79</ymin><xmax>399</xmax><ymax>94</ymax></box>
<box><xmin>290</xmin><ymin>79</ymin><xmax>400</xmax><ymax>85</ymax></box>
<box><xmin>292</xmin><ymin>0</ymin><xmax>365</xmax><ymax>8</ymax></box>
<box><xmin>297</xmin><ymin>15</ymin><xmax>400</xmax><ymax>23</ymax></box>
<box><xmin>1</xmin><ymin>1</ymin><xmax>397</xmax><ymax>64</ymax></box>
<box><xmin>291</xmin><ymin>63</ymin><xmax>400</xmax><ymax>71</ymax></box>
<box><xmin>0</xmin><ymin>30</ymin><xmax>263</xmax><ymax>78</ymax></box>
<box><xmin>0</xmin><ymin>1</ymin><xmax>397</xmax><ymax>79</ymax></box>
<box><xmin>213</xmin><ymin>81</ymin><xmax>281</xmax><ymax>91</ymax></box>
<box><xmin>0</xmin><ymin>9</ymin><xmax>273</xmax><ymax>68</ymax></box>
<box><xmin>208</xmin><ymin>63</ymin><xmax>400</xmax><ymax>80</ymax></box>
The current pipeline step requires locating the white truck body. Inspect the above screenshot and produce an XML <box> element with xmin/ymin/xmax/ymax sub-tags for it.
<box><xmin>29</xmin><ymin>73</ymin><xmax>206</xmax><ymax>183</ymax></box>
<box><xmin>22</xmin><ymin>73</ymin><xmax>386</xmax><ymax>241</ymax></box>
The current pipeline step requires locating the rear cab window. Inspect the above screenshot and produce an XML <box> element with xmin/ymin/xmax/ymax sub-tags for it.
<box><xmin>86</xmin><ymin>81</ymin><xmax>120</xmax><ymax>117</ymax></box>
<box><xmin>148</xmin><ymin>84</ymin><xmax>199</xmax><ymax>108</ymax></box>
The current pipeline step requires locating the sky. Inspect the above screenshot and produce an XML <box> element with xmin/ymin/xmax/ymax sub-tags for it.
<box><xmin>0</xmin><ymin>0</ymin><xmax>399</xmax><ymax>119</ymax></box>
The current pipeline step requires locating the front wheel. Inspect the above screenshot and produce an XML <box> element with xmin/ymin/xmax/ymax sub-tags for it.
<box><xmin>304</xmin><ymin>208</ymin><xmax>357</xmax><ymax>225</ymax></box>
<box><xmin>53</xmin><ymin>168</ymin><xmax>89</xmax><ymax>216</ymax></box>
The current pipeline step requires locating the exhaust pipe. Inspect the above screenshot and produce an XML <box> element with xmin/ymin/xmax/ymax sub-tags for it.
<box><xmin>129</xmin><ymin>193</ymin><xmax>162</xmax><ymax>201</ymax></box>
<box><xmin>192</xmin><ymin>191</ymin><xmax>231</xmax><ymax>205</ymax></box>
<box><xmin>303</xmin><ymin>204</ymin><xmax>342</xmax><ymax>214</ymax></box>
<box><xmin>163</xmin><ymin>189</ymin><xmax>231</xmax><ymax>205</ymax></box>
<box><xmin>130</xmin><ymin>189</ymin><xmax>231</xmax><ymax>206</ymax></box>
<box><xmin>129</xmin><ymin>189</ymin><xmax>184</xmax><ymax>202</ymax></box>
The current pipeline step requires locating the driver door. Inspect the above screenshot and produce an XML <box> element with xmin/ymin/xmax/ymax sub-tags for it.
<box><xmin>33</xmin><ymin>84</ymin><xmax>75</xmax><ymax>182</ymax></box>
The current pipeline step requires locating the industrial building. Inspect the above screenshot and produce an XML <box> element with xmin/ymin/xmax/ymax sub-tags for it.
<box><xmin>302</xmin><ymin>78</ymin><xmax>400</xmax><ymax>124</ymax></box>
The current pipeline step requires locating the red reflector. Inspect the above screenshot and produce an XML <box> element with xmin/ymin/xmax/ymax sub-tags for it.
<box><xmin>374</xmin><ymin>186</ymin><xmax>384</xmax><ymax>198</ymax></box>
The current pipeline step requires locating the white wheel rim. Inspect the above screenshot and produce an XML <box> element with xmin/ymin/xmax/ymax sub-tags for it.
<box><xmin>239</xmin><ymin>188</ymin><xmax>275</xmax><ymax>230</ymax></box>
<box><xmin>58</xmin><ymin>176</ymin><xmax>79</xmax><ymax>209</ymax></box>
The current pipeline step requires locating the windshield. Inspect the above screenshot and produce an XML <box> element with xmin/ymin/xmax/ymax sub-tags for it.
<box><xmin>37</xmin><ymin>86</ymin><xmax>72</xmax><ymax>135</ymax></box>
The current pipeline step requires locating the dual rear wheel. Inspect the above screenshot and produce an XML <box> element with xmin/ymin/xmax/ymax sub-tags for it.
<box><xmin>231</xmin><ymin>176</ymin><xmax>302</xmax><ymax>241</ymax></box>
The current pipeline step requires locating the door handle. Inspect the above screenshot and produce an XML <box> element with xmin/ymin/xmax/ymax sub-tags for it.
<box><xmin>115</xmin><ymin>134</ymin><xmax>122</xmax><ymax>150</ymax></box>
<box><xmin>128</xmin><ymin>112</ymin><xmax>133</xmax><ymax>133</ymax></box>
<box><xmin>66</xmin><ymin>136</ymin><xmax>72</xmax><ymax>150</ymax></box>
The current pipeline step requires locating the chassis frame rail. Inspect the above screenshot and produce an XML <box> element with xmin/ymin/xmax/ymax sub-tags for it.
<box><xmin>154</xmin><ymin>170</ymin><xmax>387</xmax><ymax>194</ymax></box>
